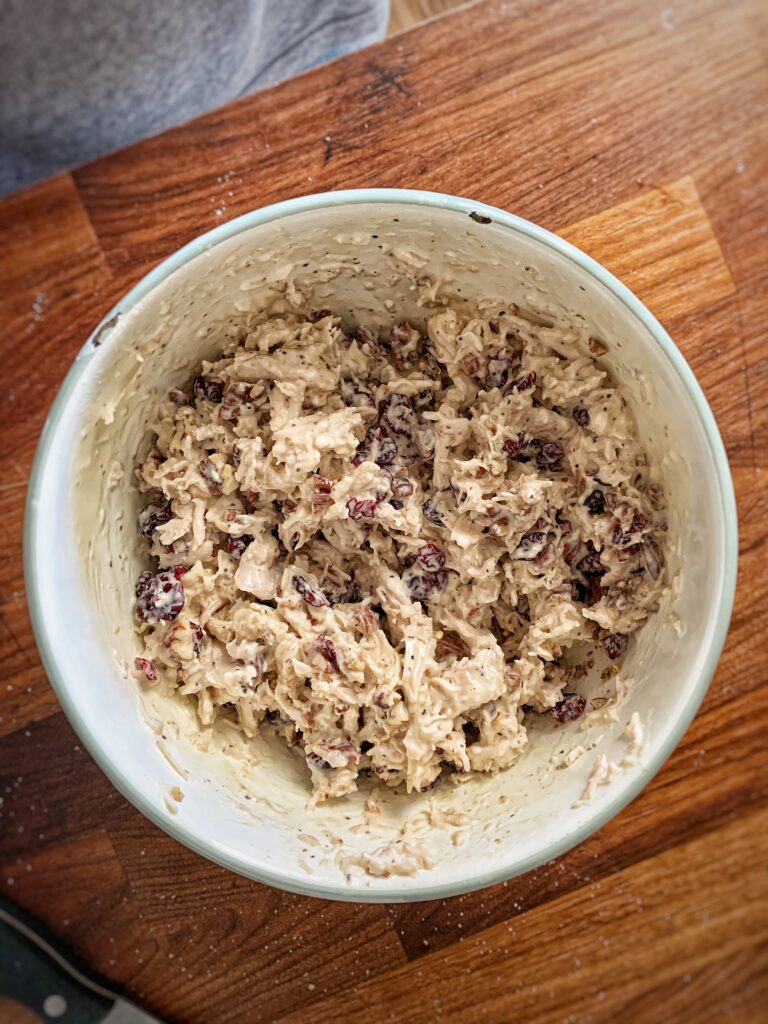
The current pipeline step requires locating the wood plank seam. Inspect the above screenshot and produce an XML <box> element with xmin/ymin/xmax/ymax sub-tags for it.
<box><xmin>730</xmin><ymin>299</ymin><xmax>759</xmax><ymax>471</ymax></box>
<box><xmin>274</xmin><ymin>805</ymin><xmax>768</xmax><ymax>1023</ymax></box>
<box><xmin>558</xmin><ymin>175</ymin><xmax>736</xmax><ymax>315</ymax></box>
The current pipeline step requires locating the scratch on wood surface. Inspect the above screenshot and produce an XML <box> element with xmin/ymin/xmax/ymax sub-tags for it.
<box><xmin>362</xmin><ymin>61</ymin><xmax>414</xmax><ymax>116</ymax></box>
<box><xmin>365</xmin><ymin>61</ymin><xmax>412</xmax><ymax>98</ymax></box>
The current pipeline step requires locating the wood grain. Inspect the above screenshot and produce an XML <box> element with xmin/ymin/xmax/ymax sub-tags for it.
<box><xmin>279</xmin><ymin>808</ymin><xmax>768</xmax><ymax>1024</ymax></box>
<box><xmin>105</xmin><ymin>819</ymin><xmax>407</xmax><ymax>1023</ymax></box>
<box><xmin>0</xmin><ymin>0</ymin><xmax>766</xmax><ymax>1021</ymax></box>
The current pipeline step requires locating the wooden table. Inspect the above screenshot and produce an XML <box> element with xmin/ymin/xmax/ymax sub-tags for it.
<box><xmin>1</xmin><ymin>1</ymin><xmax>767</xmax><ymax>1020</ymax></box>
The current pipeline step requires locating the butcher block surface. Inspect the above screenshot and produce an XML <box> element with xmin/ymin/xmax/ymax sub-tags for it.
<box><xmin>0</xmin><ymin>1</ymin><xmax>766</xmax><ymax>1021</ymax></box>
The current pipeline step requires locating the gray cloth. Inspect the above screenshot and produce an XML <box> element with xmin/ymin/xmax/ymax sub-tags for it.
<box><xmin>0</xmin><ymin>0</ymin><xmax>389</xmax><ymax>196</ymax></box>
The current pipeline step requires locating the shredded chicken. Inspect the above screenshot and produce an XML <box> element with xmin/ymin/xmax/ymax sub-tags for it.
<box><xmin>132</xmin><ymin>306</ymin><xmax>667</xmax><ymax>801</ymax></box>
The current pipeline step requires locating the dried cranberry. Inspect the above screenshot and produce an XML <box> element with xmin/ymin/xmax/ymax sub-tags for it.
<box><xmin>423</xmin><ymin>498</ymin><xmax>446</xmax><ymax>527</ymax></box>
<box><xmin>134</xmin><ymin>657</ymin><xmax>157</xmax><ymax>680</ymax></box>
<box><xmin>534</xmin><ymin>542</ymin><xmax>556</xmax><ymax>567</ymax></box>
<box><xmin>341</xmin><ymin>377</ymin><xmax>376</xmax><ymax>409</ymax></box>
<box><xmin>327</xmin><ymin>741</ymin><xmax>359</xmax><ymax>765</ymax></box>
<box><xmin>504</xmin><ymin>370</ymin><xmax>537</xmax><ymax>395</ymax></box>
<box><xmin>585</xmin><ymin>489</ymin><xmax>606</xmax><ymax>515</ymax></box>
<box><xmin>404</xmin><ymin>567</ymin><xmax>448</xmax><ymax>602</ymax></box>
<box><xmin>417</xmin><ymin>542</ymin><xmax>446</xmax><ymax>572</ymax></box>
<box><xmin>379</xmin><ymin>393</ymin><xmax>417</xmax><ymax>437</ymax></box>
<box><xmin>551</xmin><ymin>694</ymin><xmax>587</xmax><ymax>722</ymax></box>
<box><xmin>293</xmin><ymin>575</ymin><xmax>330</xmax><ymax>607</ymax></box>
<box><xmin>532</xmin><ymin>440</ymin><xmax>565</xmax><ymax>472</ymax></box>
<box><xmin>221</xmin><ymin>382</ymin><xmax>252</xmax><ymax>424</ymax></box>
<box><xmin>135</xmin><ymin>566</ymin><xmax>188</xmax><ymax>622</ymax></box>
<box><xmin>512</xmin><ymin>531</ymin><xmax>548</xmax><ymax>561</ymax></box>
<box><xmin>193</xmin><ymin>376</ymin><xmax>224</xmax><ymax>404</ymax></box>
<box><xmin>503</xmin><ymin>432</ymin><xmax>528</xmax><ymax>458</ymax></box>
<box><xmin>391</xmin><ymin>477</ymin><xmax>414</xmax><ymax>499</ymax></box>
<box><xmin>139</xmin><ymin>500</ymin><xmax>173</xmax><ymax>538</ymax></box>
<box><xmin>486</xmin><ymin>348</ymin><xmax>522</xmax><ymax>389</ymax></box>
<box><xmin>306</xmin><ymin>752</ymin><xmax>332</xmax><ymax>770</ymax></box>
<box><xmin>347</xmin><ymin>497</ymin><xmax>379</xmax><ymax>520</ymax></box>
<box><xmin>226</xmin><ymin>534</ymin><xmax>253</xmax><ymax>559</ymax></box>
<box><xmin>577</xmin><ymin>549</ymin><xmax>605</xmax><ymax>576</ymax></box>
<box><xmin>603</xmin><ymin>633</ymin><xmax>628</xmax><ymax>660</ymax></box>
<box><xmin>573</xmin><ymin>406</ymin><xmax>590</xmax><ymax>428</ymax></box>
<box><xmin>314</xmin><ymin>634</ymin><xmax>340</xmax><ymax>672</ymax></box>
<box><xmin>191</xmin><ymin>622</ymin><xmax>204</xmax><ymax>655</ymax></box>
<box><xmin>199</xmin><ymin>459</ymin><xmax>223</xmax><ymax>496</ymax></box>
<box><xmin>353</xmin><ymin>426</ymin><xmax>397</xmax><ymax>467</ymax></box>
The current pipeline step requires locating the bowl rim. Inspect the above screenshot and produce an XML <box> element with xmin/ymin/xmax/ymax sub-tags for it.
<box><xmin>24</xmin><ymin>187</ymin><xmax>739</xmax><ymax>902</ymax></box>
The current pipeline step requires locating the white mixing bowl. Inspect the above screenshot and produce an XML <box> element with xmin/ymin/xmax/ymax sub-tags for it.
<box><xmin>25</xmin><ymin>190</ymin><xmax>737</xmax><ymax>901</ymax></box>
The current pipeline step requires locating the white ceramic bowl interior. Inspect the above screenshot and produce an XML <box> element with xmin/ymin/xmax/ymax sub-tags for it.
<box><xmin>26</xmin><ymin>191</ymin><xmax>737</xmax><ymax>901</ymax></box>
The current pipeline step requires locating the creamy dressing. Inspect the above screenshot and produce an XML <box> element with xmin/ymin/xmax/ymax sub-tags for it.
<box><xmin>551</xmin><ymin>744</ymin><xmax>587</xmax><ymax>769</ymax></box>
<box><xmin>620</xmin><ymin>711</ymin><xmax>646</xmax><ymax>767</ymax></box>
<box><xmin>572</xmin><ymin>710</ymin><xmax>647</xmax><ymax>807</ymax></box>
<box><xmin>339</xmin><ymin>838</ymin><xmax>435</xmax><ymax>879</ymax></box>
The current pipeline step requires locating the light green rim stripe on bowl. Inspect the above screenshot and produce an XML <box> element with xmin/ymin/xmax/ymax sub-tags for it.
<box><xmin>23</xmin><ymin>189</ymin><xmax>739</xmax><ymax>902</ymax></box>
